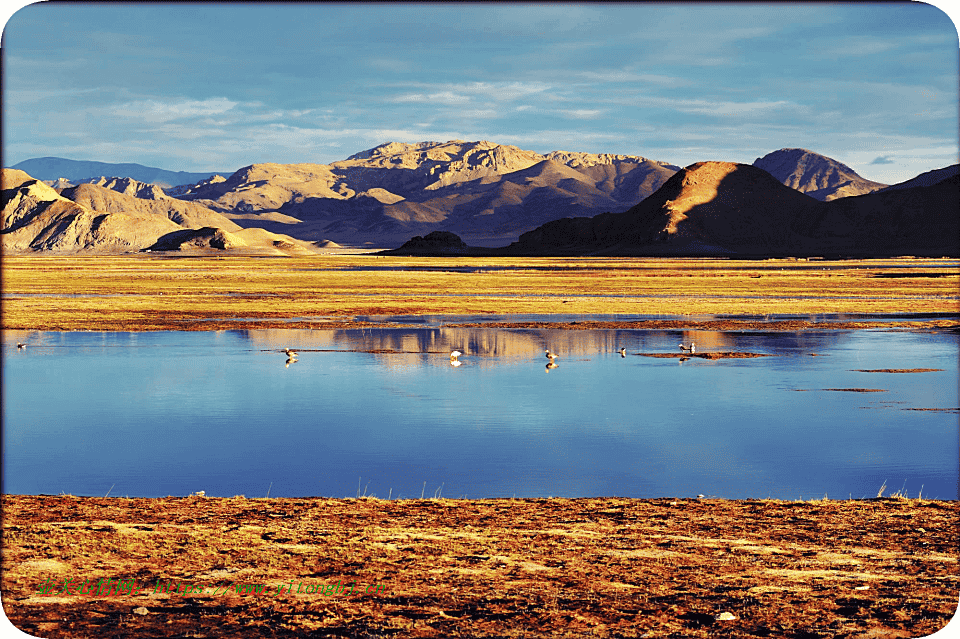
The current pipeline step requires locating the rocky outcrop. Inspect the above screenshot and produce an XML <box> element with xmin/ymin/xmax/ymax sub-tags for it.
<box><xmin>387</xmin><ymin>231</ymin><xmax>470</xmax><ymax>255</ymax></box>
<box><xmin>82</xmin><ymin>176</ymin><xmax>169</xmax><ymax>200</ymax></box>
<box><xmin>753</xmin><ymin>148</ymin><xmax>887</xmax><ymax>201</ymax></box>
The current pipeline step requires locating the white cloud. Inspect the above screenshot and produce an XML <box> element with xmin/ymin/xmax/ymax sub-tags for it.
<box><xmin>385</xmin><ymin>81</ymin><xmax>552</xmax><ymax>105</ymax></box>
<box><xmin>560</xmin><ymin>109</ymin><xmax>603</xmax><ymax>119</ymax></box>
<box><xmin>391</xmin><ymin>91</ymin><xmax>471</xmax><ymax>105</ymax></box>
<box><xmin>110</xmin><ymin>97</ymin><xmax>238</xmax><ymax>122</ymax></box>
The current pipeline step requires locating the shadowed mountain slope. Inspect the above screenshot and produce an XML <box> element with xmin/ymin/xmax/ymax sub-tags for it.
<box><xmin>501</xmin><ymin>161</ymin><xmax>957</xmax><ymax>258</ymax></box>
<box><xmin>753</xmin><ymin>148</ymin><xmax>887</xmax><ymax>201</ymax></box>
<box><xmin>877</xmin><ymin>164</ymin><xmax>958</xmax><ymax>192</ymax></box>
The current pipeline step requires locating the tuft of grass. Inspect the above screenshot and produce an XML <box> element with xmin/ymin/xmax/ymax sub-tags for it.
<box><xmin>876</xmin><ymin>480</ymin><xmax>888</xmax><ymax>498</ymax></box>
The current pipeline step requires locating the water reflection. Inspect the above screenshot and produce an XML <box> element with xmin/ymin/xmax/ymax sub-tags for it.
<box><xmin>3</xmin><ymin>322</ymin><xmax>957</xmax><ymax>501</ymax></box>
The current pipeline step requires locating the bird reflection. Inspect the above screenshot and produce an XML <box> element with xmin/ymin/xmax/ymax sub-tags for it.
<box><xmin>619</xmin><ymin>347</ymin><xmax>626</xmax><ymax>358</ymax></box>
<box><xmin>285</xmin><ymin>357</ymin><xmax>298</xmax><ymax>368</ymax></box>
<box><xmin>545</xmin><ymin>361</ymin><xmax>559</xmax><ymax>372</ymax></box>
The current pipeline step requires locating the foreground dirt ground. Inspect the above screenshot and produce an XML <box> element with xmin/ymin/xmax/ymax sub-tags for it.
<box><xmin>2</xmin><ymin>495</ymin><xmax>957</xmax><ymax>638</ymax></box>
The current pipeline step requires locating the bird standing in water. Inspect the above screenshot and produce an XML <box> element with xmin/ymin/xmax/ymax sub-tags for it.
<box><xmin>679</xmin><ymin>342</ymin><xmax>696</xmax><ymax>354</ymax></box>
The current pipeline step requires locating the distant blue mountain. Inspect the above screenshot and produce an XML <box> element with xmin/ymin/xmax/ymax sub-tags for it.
<box><xmin>8</xmin><ymin>157</ymin><xmax>231</xmax><ymax>188</ymax></box>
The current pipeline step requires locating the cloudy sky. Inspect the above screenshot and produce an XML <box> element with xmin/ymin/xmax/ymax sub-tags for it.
<box><xmin>2</xmin><ymin>2</ymin><xmax>957</xmax><ymax>184</ymax></box>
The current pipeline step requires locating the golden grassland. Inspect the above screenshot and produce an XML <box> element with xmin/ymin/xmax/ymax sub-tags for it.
<box><xmin>3</xmin><ymin>494</ymin><xmax>958</xmax><ymax>638</ymax></box>
<box><xmin>2</xmin><ymin>255</ymin><xmax>958</xmax><ymax>331</ymax></box>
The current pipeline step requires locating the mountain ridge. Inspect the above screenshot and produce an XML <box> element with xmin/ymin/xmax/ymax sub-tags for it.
<box><xmin>9</xmin><ymin>157</ymin><xmax>228</xmax><ymax>189</ymax></box>
<box><xmin>5</xmin><ymin>142</ymin><xmax>954</xmax><ymax>255</ymax></box>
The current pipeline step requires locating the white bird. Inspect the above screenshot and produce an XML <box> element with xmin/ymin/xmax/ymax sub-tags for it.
<box><xmin>545</xmin><ymin>349</ymin><xmax>558</xmax><ymax>361</ymax></box>
<box><xmin>679</xmin><ymin>342</ymin><xmax>696</xmax><ymax>354</ymax></box>
<box><xmin>450</xmin><ymin>350</ymin><xmax>462</xmax><ymax>361</ymax></box>
<box><xmin>283</xmin><ymin>347</ymin><xmax>298</xmax><ymax>359</ymax></box>
<box><xmin>619</xmin><ymin>347</ymin><xmax>626</xmax><ymax>357</ymax></box>
<box><xmin>17</xmin><ymin>342</ymin><xmax>26</xmax><ymax>350</ymax></box>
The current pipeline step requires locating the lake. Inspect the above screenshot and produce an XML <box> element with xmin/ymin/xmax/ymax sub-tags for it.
<box><xmin>4</xmin><ymin>317</ymin><xmax>957</xmax><ymax>500</ymax></box>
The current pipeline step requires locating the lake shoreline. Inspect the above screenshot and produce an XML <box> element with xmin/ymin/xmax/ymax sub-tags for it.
<box><xmin>3</xmin><ymin>494</ymin><xmax>958</xmax><ymax>638</ymax></box>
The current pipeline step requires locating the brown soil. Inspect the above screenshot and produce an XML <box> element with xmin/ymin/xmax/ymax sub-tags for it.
<box><xmin>850</xmin><ymin>369</ymin><xmax>945</xmax><ymax>373</ymax></box>
<box><xmin>2</xmin><ymin>495</ymin><xmax>957</xmax><ymax>639</ymax></box>
<box><xmin>822</xmin><ymin>389</ymin><xmax>888</xmax><ymax>393</ymax></box>
<box><xmin>638</xmin><ymin>352</ymin><xmax>774</xmax><ymax>359</ymax></box>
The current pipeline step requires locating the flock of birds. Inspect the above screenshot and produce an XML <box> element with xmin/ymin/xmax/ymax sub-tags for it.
<box><xmin>13</xmin><ymin>340</ymin><xmax>698</xmax><ymax>365</ymax></box>
<box><xmin>278</xmin><ymin>341</ymin><xmax>699</xmax><ymax>371</ymax></box>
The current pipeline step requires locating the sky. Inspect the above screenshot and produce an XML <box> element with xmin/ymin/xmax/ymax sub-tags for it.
<box><xmin>2</xmin><ymin>2</ymin><xmax>958</xmax><ymax>184</ymax></box>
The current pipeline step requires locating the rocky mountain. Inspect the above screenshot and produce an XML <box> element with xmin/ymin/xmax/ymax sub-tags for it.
<box><xmin>498</xmin><ymin>161</ymin><xmax>957</xmax><ymax>258</ymax></box>
<box><xmin>178</xmin><ymin>140</ymin><xmax>680</xmax><ymax>246</ymax></box>
<box><xmin>9</xmin><ymin>157</ymin><xmax>227</xmax><ymax>189</ymax></box>
<box><xmin>74</xmin><ymin>176</ymin><xmax>169</xmax><ymax>200</ymax></box>
<box><xmin>753</xmin><ymin>148</ymin><xmax>887</xmax><ymax>201</ymax></box>
<box><xmin>1</xmin><ymin>169</ymin><xmax>317</xmax><ymax>255</ymax></box>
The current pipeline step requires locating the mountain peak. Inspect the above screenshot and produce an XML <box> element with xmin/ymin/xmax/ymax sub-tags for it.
<box><xmin>753</xmin><ymin>148</ymin><xmax>886</xmax><ymax>201</ymax></box>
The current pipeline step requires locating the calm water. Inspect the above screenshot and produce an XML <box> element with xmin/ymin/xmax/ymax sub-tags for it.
<box><xmin>3</xmin><ymin>321</ymin><xmax>957</xmax><ymax>500</ymax></box>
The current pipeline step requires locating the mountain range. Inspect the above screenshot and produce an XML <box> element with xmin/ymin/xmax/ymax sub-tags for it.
<box><xmin>3</xmin><ymin>141</ymin><xmax>956</xmax><ymax>257</ymax></box>
<box><xmin>9</xmin><ymin>157</ymin><xmax>225</xmax><ymax>189</ymax></box>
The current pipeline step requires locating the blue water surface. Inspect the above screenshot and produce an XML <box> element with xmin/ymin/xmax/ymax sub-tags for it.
<box><xmin>3</xmin><ymin>322</ymin><xmax>957</xmax><ymax>500</ymax></box>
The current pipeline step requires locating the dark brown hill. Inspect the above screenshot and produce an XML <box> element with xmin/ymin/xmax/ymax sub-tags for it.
<box><xmin>753</xmin><ymin>148</ymin><xmax>887</xmax><ymax>201</ymax></box>
<box><xmin>502</xmin><ymin>162</ymin><xmax>958</xmax><ymax>258</ymax></box>
<box><xmin>508</xmin><ymin>162</ymin><xmax>819</xmax><ymax>256</ymax></box>
<box><xmin>793</xmin><ymin>174</ymin><xmax>959</xmax><ymax>257</ymax></box>
<box><xmin>877</xmin><ymin>164</ymin><xmax>958</xmax><ymax>192</ymax></box>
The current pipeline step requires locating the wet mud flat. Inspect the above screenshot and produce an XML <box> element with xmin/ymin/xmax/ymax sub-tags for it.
<box><xmin>3</xmin><ymin>495</ymin><xmax>958</xmax><ymax>638</ymax></box>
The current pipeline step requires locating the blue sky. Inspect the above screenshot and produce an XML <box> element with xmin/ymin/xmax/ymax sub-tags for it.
<box><xmin>2</xmin><ymin>2</ymin><xmax>958</xmax><ymax>184</ymax></box>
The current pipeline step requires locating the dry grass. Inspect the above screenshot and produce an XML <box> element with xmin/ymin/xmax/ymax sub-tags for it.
<box><xmin>2</xmin><ymin>255</ymin><xmax>958</xmax><ymax>331</ymax></box>
<box><xmin>3</xmin><ymin>494</ymin><xmax>958</xmax><ymax>638</ymax></box>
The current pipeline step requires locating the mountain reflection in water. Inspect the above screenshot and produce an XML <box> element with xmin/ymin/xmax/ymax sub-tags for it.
<box><xmin>3</xmin><ymin>321</ymin><xmax>957</xmax><ymax>501</ymax></box>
